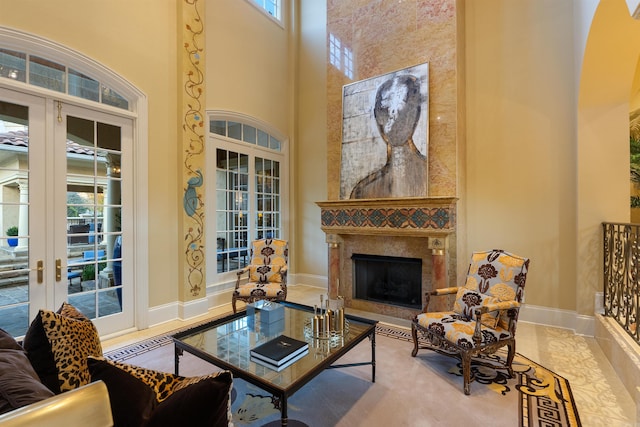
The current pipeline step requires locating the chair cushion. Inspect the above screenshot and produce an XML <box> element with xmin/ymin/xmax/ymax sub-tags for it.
<box><xmin>88</xmin><ymin>357</ymin><xmax>233</xmax><ymax>427</ymax></box>
<box><xmin>234</xmin><ymin>282</ymin><xmax>285</xmax><ymax>298</ymax></box>
<box><xmin>23</xmin><ymin>302</ymin><xmax>102</xmax><ymax>394</ymax></box>
<box><xmin>416</xmin><ymin>311</ymin><xmax>512</xmax><ymax>349</ymax></box>
<box><xmin>0</xmin><ymin>328</ymin><xmax>54</xmax><ymax>415</ymax></box>
<box><xmin>250</xmin><ymin>239</ymin><xmax>288</xmax><ymax>266</ymax></box>
<box><xmin>453</xmin><ymin>288</ymin><xmax>501</xmax><ymax>328</ymax></box>
<box><xmin>249</xmin><ymin>265</ymin><xmax>283</xmax><ymax>283</ymax></box>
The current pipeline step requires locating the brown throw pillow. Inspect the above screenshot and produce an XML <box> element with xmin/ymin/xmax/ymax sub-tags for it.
<box><xmin>88</xmin><ymin>357</ymin><xmax>233</xmax><ymax>427</ymax></box>
<box><xmin>0</xmin><ymin>328</ymin><xmax>54</xmax><ymax>415</ymax></box>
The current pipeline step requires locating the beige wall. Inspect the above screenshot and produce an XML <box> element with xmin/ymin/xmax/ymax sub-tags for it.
<box><xmin>206</xmin><ymin>0</ymin><xmax>290</xmax><ymax>134</ymax></box>
<box><xmin>296</xmin><ymin>0</ymin><xmax>329</xmax><ymax>278</ymax></box>
<box><xmin>465</xmin><ymin>1</ymin><xmax>578</xmax><ymax>310</ymax></box>
<box><xmin>0</xmin><ymin>0</ymin><xmax>180</xmax><ymax>308</ymax></box>
<box><xmin>577</xmin><ymin>0</ymin><xmax>640</xmax><ymax>315</ymax></box>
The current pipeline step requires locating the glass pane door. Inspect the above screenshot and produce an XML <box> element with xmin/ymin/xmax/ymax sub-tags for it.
<box><xmin>0</xmin><ymin>90</ymin><xmax>133</xmax><ymax>337</ymax></box>
<box><xmin>0</xmin><ymin>89</ymin><xmax>45</xmax><ymax>336</ymax></box>
<box><xmin>65</xmin><ymin>116</ymin><xmax>123</xmax><ymax>319</ymax></box>
<box><xmin>58</xmin><ymin>105</ymin><xmax>132</xmax><ymax>334</ymax></box>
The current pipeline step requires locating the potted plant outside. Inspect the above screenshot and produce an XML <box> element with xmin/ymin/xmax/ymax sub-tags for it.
<box><xmin>6</xmin><ymin>226</ymin><xmax>18</xmax><ymax>247</ymax></box>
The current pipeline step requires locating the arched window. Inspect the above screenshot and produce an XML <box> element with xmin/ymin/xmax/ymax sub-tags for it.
<box><xmin>206</xmin><ymin>112</ymin><xmax>287</xmax><ymax>281</ymax></box>
<box><xmin>0</xmin><ymin>26</ymin><xmax>148</xmax><ymax>337</ymax></box>
<box><xmin>0</xmin><ymin>48</ymin><xmax>130</xmax><ymax>110</ymax></box>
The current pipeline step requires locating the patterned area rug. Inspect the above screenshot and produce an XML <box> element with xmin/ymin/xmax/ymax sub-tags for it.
<box><xmin>377</xmin><ymin>324</ymin><xmax>582</xmax><ymax>427</ymax></box>
<box><xmin>105</xmin><ymin>322</ymin><xmax>581</xmax><ymax>427</ymax></box>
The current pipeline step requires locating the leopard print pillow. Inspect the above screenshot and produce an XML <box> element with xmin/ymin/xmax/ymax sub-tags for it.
<box><xmin>40</xmin><ymin>307</ymin><xmax>103</xmax><ymax>392</ymax></box>
<box><xmin>92</xmin><ymin>357</ymin><xmax>229</xmax><ymax>403</ymax></box>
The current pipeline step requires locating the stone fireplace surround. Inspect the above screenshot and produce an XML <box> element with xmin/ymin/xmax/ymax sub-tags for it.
<box><xmin>317</xmin><ymin>197</ymin><xmax>457</xmax><ymax>321</ymax></box>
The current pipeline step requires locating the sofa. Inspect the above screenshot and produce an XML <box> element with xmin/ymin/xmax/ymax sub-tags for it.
<box><xmin>0</xmin><ymin>303</ymin><xmax>233</xmax><ymax>426</ymax></box>
<box><xmin>0</xmin><ymin>381</ymin><xmax>113</xmax><ymax>426</ymax></box>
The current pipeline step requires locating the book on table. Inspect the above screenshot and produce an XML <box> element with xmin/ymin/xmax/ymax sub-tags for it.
<box><xmin>250</xmin><ymin>335</ymin><xmax>309</xmax><ymax>366</ymax></box>
<box><xmin>251</xmin><ymin>348</ymin><xmax>309</xmax><ymax>372</ymax></box>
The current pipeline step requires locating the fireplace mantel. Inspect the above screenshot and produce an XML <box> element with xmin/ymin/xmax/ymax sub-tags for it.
<box><xmin>316</xmin><ymin>197</ymin><xmax>457</xmax><ymax>237</ymax></box>
<box><xmin>317</xmin><ymin>197</ymin><xmax>457</xmax><ymax>315</ymax></box>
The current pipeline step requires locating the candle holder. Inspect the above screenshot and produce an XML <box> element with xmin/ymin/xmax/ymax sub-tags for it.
<box><xmin>304</xmin><ymin>295</ymin><xmax>348</xmax><ymax>345</ymax></box>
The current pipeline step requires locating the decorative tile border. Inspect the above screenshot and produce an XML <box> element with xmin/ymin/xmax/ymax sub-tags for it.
<box><xmin>321</xmin><ymin>207</ymin><xmax>453</xmax><ymax>230</ymax></box>
<box><xmin>317</xmin><ymin>197</ymin><xmax>456</xmax><ymax>236</ymax></box>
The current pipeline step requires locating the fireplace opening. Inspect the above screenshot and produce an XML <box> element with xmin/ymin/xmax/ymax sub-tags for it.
<box><xmin>352</xmin><ymin>253</ymin><xmax>422</xmax><ymax>309</ymax></box>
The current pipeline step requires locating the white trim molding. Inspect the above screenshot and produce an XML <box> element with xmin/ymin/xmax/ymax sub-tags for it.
<box><xmin>519</xmin><ymin>304</ymin><xmax>595</xmax><ymax>336</ymax></box>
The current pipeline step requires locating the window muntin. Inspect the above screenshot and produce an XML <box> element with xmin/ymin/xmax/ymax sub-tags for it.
<box><xmin>250</xmin><ymin>0</ymin><xmax>282</xmax><ymax>22</ymax></box>
<box><xmin>30</xmin><ymin>56</ymin><xmax>65</xmax><ymax>93</ymax></box>
<box><xmin>210</xmin><ymin>117</ymin><xmax>284</xmax><ymax>275</ymax></box>
<box><xmin>0</xmin><ymin>49</ymin><xmax>129</xmax><ymax>110</ymax></box>
<box><xmin>329</xmin><ymin>33</ymin><xmax>355</xmax><ymax>80</ymax></box>
<box><xmin>330</xmin><ymin>34</ymin><xmax>341</xmax><ymax>70</ymax></box>
<box><xmin>255</xmin><ymin>157</ymin><xmax>280</xmax><ymax>240</ymax></box>
<box><xmin>216</xmin><ymin>149</ymin><xmax>250</xmax><ymax>273</ymax></box>
<box><xmin>209</xmin><ymin>119</ymin><xmax>282</xmax><ymax>153</ymax></box>
<box><xmin>0</xmin><ymin>49</ymin><xmax>26</xmax><ymax>82</ymax></box>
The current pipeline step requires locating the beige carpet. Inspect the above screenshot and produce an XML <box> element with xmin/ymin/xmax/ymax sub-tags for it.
<box><xmin>104</xmin><ymin>323</ymin><xmax>581</xmax><ymax>427</ymax></box>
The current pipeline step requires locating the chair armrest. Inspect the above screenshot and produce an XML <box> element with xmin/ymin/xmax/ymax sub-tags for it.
<box><xmin>420</xmin><ymin>287</ymin><xmax>459</xmax><ymax>312</ymax></box>
<box><xmin>235</xmin><ymin>266</ymin><xmax>250</xmax><ymax>289</ymax></box>
<box><xmin>472</xmin><ymin>300</ymin><xmax>521</xmax><ymax>342</ymax></box>
<box><xmin>431</xmin><ymin>287</ymin><xmax>459</xmax><ymax>296</ymax></box>
<box><xmin>474</xmin><ymin>300</ymin><xmax>521</xmax><ymax>317</ymax></box>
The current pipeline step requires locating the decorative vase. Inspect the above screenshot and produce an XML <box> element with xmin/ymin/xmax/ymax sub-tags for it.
<box><xmin>7</xmin><ymin>238</ymin><xmax>18</xmax><ymax>247</ymax></box>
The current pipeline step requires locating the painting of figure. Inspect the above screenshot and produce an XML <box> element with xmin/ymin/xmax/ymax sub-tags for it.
<box><xmin>340</xmin><ymin>63</ymin><xmax>429</xmax><ymax>199</ymax></box>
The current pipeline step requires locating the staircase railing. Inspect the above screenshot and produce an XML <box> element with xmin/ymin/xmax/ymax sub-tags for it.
<box><xmin>603</xmin><ymin>222</ymin><xmax>640</xmax><ymax>345</ymax></box>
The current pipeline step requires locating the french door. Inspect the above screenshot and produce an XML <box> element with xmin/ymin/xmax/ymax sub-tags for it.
<box><xmin>0</xmin><ymin>87</ymin><xmax>133</xmax><ymax>337</ymax></box>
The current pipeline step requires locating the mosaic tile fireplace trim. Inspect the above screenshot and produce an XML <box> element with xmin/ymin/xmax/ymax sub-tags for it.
<box><xmin>317</xmin><ymin>197</ymin><xmax>457</xmax><ymax>236</ymax></box>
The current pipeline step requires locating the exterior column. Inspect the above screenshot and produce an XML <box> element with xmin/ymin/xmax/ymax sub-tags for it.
<box><xmin>327</xmin><ymin>234</ymin><xmax>341</xmax><ymax>299</ymax></box>
<box><xmin>16</xmin><ymin>179</ymin><xmax>28</xmax><ymax>249</ymax></box>
<box><xmin>99</xmin><ymin>159</ymin><xmax>121</xmax><ymax>287</ymax></box>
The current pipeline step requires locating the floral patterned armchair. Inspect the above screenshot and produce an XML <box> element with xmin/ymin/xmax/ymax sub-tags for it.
<box><xmin>411</xmin><ymin>249</ymin><xmax>530</xmax><ymax>394</ymax></box>
<box><xmin>233</xmin><ymin>238</ymin><xmax>288</xmax><ymax>313</ymax></box>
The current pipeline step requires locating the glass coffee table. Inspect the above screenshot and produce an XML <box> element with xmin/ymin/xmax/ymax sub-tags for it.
<box><xmin>173</xmin><ymin>301</ymin><xmax>377</xmax><ymax>426</ymax></box>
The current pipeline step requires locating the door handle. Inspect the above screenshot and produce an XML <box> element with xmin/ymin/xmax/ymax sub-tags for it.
<box><xmin>36</xmin><ymin>260</ymin><xmax>43</xmax><ymax>284</ymax></box>
<box><xmin>56</xmin><ymin>259</ymin><xmax>61</xmax><ymax>282</ymax></box>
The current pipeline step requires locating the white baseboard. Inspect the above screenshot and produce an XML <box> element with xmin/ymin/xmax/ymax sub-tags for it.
<box><xmin>147</xmin><ymin>297</ymin><xmax>210</xmax><ymax>327</ymax></box>
<box><xmin>146</xmin><ymin>279</ymin><xmax>233</xmax><ymax>327</ymax></box>
<box><xmin>147</xmin><ymin>301</ymin><xmax>179</xmax><ymax>327</ymax></box>
<box><xmin>147</xmin><ymin>280</ymin><xmax>597</xmax><ymax>337</ymax></box>
<box><xmin>291</xmin><ymin>273</ymin><xmax>328</xmax><ymax>290</ymax></box>
<box><xmin>519</xmin><ymin>303</ymin><xmax>595</xmax><ymax>336</ymax></box>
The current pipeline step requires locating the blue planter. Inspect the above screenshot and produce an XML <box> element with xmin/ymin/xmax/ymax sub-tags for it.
<box><xmin>7</xmin><ymin>238</ymin><xmax>18</xmax><ymax>247</ymax></box>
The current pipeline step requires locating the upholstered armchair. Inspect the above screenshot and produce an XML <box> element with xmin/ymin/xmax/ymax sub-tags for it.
<box><xmin>411</xmin><ymin>249</ymin><xmax>530</xmax><ymax>395</ymax></box>
<box><xmin>233</xmin><ymin>238</ymin><xmax>288</xmax><ymax>313</ymax></box>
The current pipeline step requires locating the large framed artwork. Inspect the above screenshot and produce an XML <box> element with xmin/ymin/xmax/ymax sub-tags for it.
<box><xmin>340</xmin><ymin>62</ymin><xmax>429</xmax><ymax>200</ymax></box>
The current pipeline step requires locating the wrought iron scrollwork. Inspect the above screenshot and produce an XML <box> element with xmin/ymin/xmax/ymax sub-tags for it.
<box><xmin>603</xmin><ymin>222</ymin><xmax>639</xmax><ymax>344</ymax></box>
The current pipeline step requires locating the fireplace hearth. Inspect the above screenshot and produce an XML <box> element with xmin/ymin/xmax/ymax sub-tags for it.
<box><xmin>352</xmin><ymin>253</ymin><xmax>422</xmax><ymax>309</ymax></box>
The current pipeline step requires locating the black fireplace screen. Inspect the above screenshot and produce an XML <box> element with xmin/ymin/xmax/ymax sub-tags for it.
<box><xmin>352</xmin><ymin>253</ymin><xmax>422</xmax><ymax>309</ymax></box>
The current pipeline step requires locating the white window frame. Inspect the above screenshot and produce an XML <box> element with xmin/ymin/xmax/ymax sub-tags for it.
<box><xmin>0</xmin><ymin>26</ymin><xmax>149</xmax><ymax>333</ymax></box>
<box><xmin>205</xmin><ymin>111</ymin><xmax>288</xmax><ymax>288</ymax></box>
<box><xmin>245</xmin><ymin>0</ymin><xmax>285</xmax><ymax>28</ymax></box>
